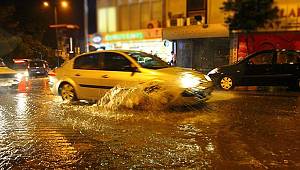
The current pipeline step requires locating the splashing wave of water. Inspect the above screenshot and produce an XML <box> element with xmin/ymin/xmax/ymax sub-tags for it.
<box><xmin>98</xmin><ymin>81</ymin><xmax>178</xmax><ymax>111</ymax></box>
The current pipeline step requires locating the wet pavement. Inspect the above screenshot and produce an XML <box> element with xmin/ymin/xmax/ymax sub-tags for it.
<box><xmin>0</xmin><ymin>78</ymin><xmax>299</xmax><ymax>169</ymax></box>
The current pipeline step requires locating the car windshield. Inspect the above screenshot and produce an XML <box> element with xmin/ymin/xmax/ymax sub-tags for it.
<box><xmin>125</xmin><ymin>51</ymin><xmax>169</xmax><ymax>69</ymax></box>
<box><xmin>13</xmin><ymin>62</ymin><xmax>27</xmax><ymax>70</ymax></box>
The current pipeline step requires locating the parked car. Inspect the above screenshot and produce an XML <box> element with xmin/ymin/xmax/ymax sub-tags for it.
<box><xmin>49</xmin><ymin>50</ymin><xmax>213</xmax><ymax>104</ymax></box>
<box><xmin>0</xmin><ymin>59</ymin><xmax>21</xmax><ymax>89</ymax></box>
<box><xmin>208</xmin><ymin>49</ymin><xmax>300</xmax><ymax>90</ymax></box>
<box><xmin>13</xmin><ymin>59</ymin><xmax>49</xmax><ymax>77</ymax></box>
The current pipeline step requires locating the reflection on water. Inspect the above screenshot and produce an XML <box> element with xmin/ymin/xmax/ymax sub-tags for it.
<box><xmin>3</xmin><ymin>78</ymin><xmax>299</xmax><ymax>169</ymax></box>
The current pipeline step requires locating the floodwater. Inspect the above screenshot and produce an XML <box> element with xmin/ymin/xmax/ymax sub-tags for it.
<box><xmin>0</xmin><ymin>78</ymin><xmax>299</xmax><ymax>169</ymax></box>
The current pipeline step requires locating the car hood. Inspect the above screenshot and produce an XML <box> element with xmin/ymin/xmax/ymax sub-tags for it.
<box><xmin>155</xmin><ymin>67</ymin><xmax>207</xmax><ymax>79</ymax></box>
<box><xmin>0</xmin><ymin>67</ymin><xmax>17</xmax><ymax>75</ymax></box>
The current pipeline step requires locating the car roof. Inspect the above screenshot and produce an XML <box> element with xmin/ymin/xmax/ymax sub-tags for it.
<box><xmin>76</xmin><ymin>50</ymin><xmax>145</xmax><ymax>57</ymax></box>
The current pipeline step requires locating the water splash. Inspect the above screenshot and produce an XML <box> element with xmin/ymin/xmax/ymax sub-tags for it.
<box><xmin>97</xmin><ymin>81</ymin><xmax>178</xmax><ymax>111</ymax></box>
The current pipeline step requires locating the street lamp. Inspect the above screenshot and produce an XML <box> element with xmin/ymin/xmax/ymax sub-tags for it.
<box><xmin>43</xmin><ymin>0</ymin><xmax>69</xmax><ymax>48</ymax></box>
<box><xmin>43</xmin><ymin>0</ymin><xmax>69</xmax><ymax>65</ymax></box>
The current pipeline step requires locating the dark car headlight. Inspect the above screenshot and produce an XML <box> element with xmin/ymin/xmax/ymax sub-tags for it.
<box><xmin>207</xmin><ymin>68</ymin><xmax>219</xmax><ymax>75</ymax></box>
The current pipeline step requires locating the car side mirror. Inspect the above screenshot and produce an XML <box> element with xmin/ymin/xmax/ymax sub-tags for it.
<box><xmin>130</xmin><ymin>67</ymin><xmax>139</xmax><ymax>76</ymax></box>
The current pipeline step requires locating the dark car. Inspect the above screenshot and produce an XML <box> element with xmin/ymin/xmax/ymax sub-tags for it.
<box><xmin>28</xmin><ymin>60</ymin><xmax>49</xmax><ymax>77</ymax></box>
<box><xmin>207</xmin><ymin>49</ymin><xmax>300</xmax><ymax>90</ymax></box>
<box><xmin>13</xmin><ymin>59</ymin><xmax>49</xmax><ymax>77</ymax></box>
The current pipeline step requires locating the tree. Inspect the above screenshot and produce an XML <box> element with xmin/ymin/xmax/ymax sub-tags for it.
<box><xmin>221</xmin><ymin>0</ymin><xmax>279</xmax><ymax>54</ymax></box>
<box><xmin>0</xmin><ymin>0</ymin><xmax>54</xmax><ymax>62</ymax></box>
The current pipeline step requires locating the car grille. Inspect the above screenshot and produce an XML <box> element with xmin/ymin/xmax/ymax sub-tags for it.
<box><xmin>0</xmin><ymin>74</ymin><xmax>15</xmax><ymax>78</ymax></box>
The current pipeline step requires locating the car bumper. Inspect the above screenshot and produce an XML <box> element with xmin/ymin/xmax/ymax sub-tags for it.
<box><xmin>171</xmin><ymin>83</ymin><xmax>214</xmax><ymax>105</ymax></box>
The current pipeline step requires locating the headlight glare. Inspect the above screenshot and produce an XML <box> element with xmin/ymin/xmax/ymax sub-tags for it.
<box><xmin>15</xmin><ymin>73</ymin><xmax>24</xmax><ymax>81</ymax></box>
<box><xmin>208</xmin><ymin>68</ymin><xmax>219</xmax><ymax>75</ymax></box>
<box><xmin>204</xmin><ymin>75</ymin><xmax>212</xmax><ymax>81</ymax></box>
<box><xmin>180</xmin><ymin>73</ymin><xmax>201</xmax><ymax>88</ymax></box>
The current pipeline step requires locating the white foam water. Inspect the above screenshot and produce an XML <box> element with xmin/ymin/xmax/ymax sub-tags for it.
<box><xmin>97</xmin><ymin>81</ymin><xmax>179</xmax><ymax>111</ymax></box>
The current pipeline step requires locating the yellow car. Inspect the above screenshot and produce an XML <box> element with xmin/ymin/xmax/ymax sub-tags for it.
<box><xmin>0</xmin><ymin>59</ymin><xmax>21</xmax><ymax>89</ymax></box>
<box><xmin>49</xmin><ymin>50</ymin><xmax>213</xmax><ymax>104</ymax></box>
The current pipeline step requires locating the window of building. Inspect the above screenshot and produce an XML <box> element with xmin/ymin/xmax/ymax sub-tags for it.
<box><xmin>130</xmin><ymin>3</ymin><xmax>140</xmax><ymax>30</ymax></box>
<box><xmin>97</xmin><ymin>7</ymin><xmax>117</xmax><ymax>33</ymax></box>
<box><xmin>115</xmin><ymin>0</ymin><xmax>162</xmax><ymax>31</ymax></box>
<box><xmin>187</xmin><ymin>0</ymin><xmax>207</xmax><ymax>23</ymax></box>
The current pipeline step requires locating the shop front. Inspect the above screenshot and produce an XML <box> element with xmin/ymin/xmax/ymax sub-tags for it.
<box><xmin>89</xmin><ymin>28</ymin><xmax>174</xmax><ymax>62</ymax></box>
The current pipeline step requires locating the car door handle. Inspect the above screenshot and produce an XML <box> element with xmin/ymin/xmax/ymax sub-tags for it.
<box><xmin>102</xmin><ymin>75</ymin><xmax>109</xmax><ymax>78</ymax></box>
<box><xmin>75</xmin><ymin>74</ymin><xmax>81</xmax><ymax>76</ymax></box>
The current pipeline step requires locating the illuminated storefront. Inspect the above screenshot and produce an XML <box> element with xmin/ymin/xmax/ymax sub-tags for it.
<box><xmin>89</xmin><ymin>28</ymin><xmax>174</xmax><ymax>62</ymax></box>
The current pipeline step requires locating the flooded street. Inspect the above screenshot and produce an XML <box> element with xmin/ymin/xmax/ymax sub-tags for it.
<box><xmin>0</xmin><ymin>78</ymin><xmax>299</xmax><ymax>169</ymax></box>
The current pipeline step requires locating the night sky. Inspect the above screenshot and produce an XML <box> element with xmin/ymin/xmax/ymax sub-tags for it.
<box><xmin>1</xmin><ymin>0</ymin><xmax>96</xmax><ymax>47</ymax></box>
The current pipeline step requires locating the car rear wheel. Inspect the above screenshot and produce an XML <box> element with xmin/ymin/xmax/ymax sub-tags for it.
<box><xmin>219</xmin><ymin>76</ymin><xmax>235</xmax><ymax>90</ymax></box>
<box><xmin>61</xmin><ymin>83</ymin><xmax>77</xmax><ymax>101</ymax></box>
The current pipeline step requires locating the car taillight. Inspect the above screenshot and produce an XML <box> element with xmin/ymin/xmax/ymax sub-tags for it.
<box><xmin>48</xmin><ymin>71</ymin><xmax>56</xmax><ymax>76</ymax></box>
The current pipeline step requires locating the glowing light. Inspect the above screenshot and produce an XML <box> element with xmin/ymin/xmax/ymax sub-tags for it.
<box><xmin>61</xmin><ymin>1</ymin><xmax>69</xmax><ymax>8</ymax></box>
<box><xmin>180</xmin><ymin>73</ymin><xmax>201</xmax><ymax>88</ymax></box>
<box><xmin>43</xmin><ymin>1</ymin><xmax>49</xmax><ymax>7</ymax></box>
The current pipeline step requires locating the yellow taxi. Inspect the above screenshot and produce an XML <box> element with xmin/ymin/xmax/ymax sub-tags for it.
<box><xmin>49</xmin><ymin>50</ymin><xmax>213</xmax><ymax>104</ymax></box>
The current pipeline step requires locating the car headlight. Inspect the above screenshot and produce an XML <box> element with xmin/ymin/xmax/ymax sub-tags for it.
<box><xmin>15</xmin><ymin>73</ymin><xmax>24</xmax><ymax>81</ymax></box>
<box><xmin>23</xmin><ymin>71</ymin><xmax>29</xmax><ymax>77</ymax></box>
<box><xmin>204</xmin><ymin>75</ymin><xmax>212</xmax><ymax>81</ymax></box>
<box><xmin>207</xmin><ymin>68</ymin><xmax>219</xmax><ymax>75</ymax></box>
<box><xmin>180</xmin><ymin>73</ymin><xmax>202</xmax><ymax>88</ymax></box>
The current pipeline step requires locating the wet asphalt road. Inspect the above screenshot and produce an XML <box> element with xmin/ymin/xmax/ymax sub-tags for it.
<box><xmin>0</xmin><ymin>78</ymin><xmax>299</xmax><ymax>169</ymax></box>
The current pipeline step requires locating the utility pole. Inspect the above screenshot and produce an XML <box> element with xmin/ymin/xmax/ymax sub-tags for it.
<box><xmin>84</xmin><ymin>0</ymin><xmax>89</xmax><ymax>53</ymax></box>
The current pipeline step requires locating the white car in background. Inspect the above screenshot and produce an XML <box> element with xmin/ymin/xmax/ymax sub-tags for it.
<box><xmin>0</xmin><ymin>59</ymin><xmax>21</xmax><ymax>89</ymax></box>
<box><xmin>49</xmin><ymin>50</ymin><xmax>213</xmax><ymax>104</ymax></box>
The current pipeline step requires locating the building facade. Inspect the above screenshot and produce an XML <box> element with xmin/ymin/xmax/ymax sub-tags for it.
<box><xmin>163</xmin><ymin>0</ymin><xmax>230</xmax><ymax>72</ymax></box>
<box><xmin>91</xmin><ymin>0</ymin><xmax>229</xmax><ymax>70</ymax></box>
<box><xmin>91</xmin><ymin>0</ymin><xmax>173</xmax><ymax>62</ymax></box>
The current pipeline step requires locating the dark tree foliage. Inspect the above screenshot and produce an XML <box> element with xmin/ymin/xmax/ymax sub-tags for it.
<box><xmin>0</xmin><ymin>0</ymin><xmax>52</xmax><ymax>61</ymax></box>
<box><xmin>221</xmin><ymin>0</ymin><xmax>279</xmax><ymax>32</ymax></box>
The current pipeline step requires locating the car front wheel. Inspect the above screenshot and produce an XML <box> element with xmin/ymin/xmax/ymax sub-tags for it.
<box><xmin>61</xmin><ymin>83</ymin><xmax>77</xmax><ymax>101</ymax></box>
<box><xmin>219</xmin><ymin>76</ymin><xmax>235</xmax><ymax>90</ymax></box>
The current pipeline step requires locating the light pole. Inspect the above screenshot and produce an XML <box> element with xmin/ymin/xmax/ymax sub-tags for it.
<box><xmin>84</xmin><ymin>0</ymin><xmax>89</xmax><ymax>53</ymax></box>
<box><xmin>43</xmin><ymin>0</ymin><xmax>69</xmax><ymax>66</ymax></box>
